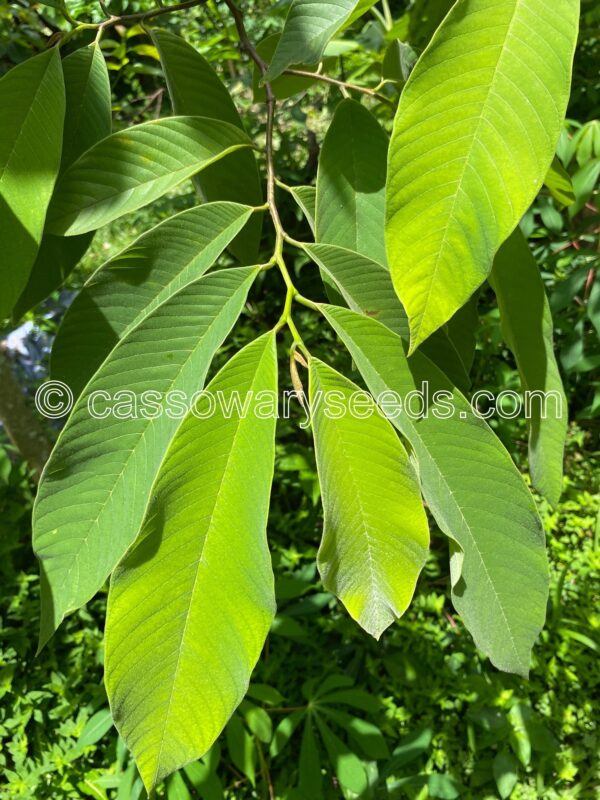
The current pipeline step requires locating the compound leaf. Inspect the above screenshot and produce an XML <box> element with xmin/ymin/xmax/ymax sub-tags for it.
<box><xmin>105</xmin><ymin>333</ymin><xmax>277</xmax><ymax>791</ymax></box>
<box><xmin>264</xmin><ymin>0</ymin><xmax>358</xmax><ymax>81</ymax></box>
<box><xmin>321</xmin><ymin>305</ymin><xmax>548</xmax><ymax>676</ymax></box>
<box><xmin>316</xmin><ymin>99</ymin><xmax>387</xmax><ymax>265</ymax></box>
<box><xmin>386</xmin><ymin>0</ymin><xmax>580</xmax><ymax>352</ymax></box>
<box><xmin>152</xmin><ymin>29</ymin><xmax>263</xmax><ymax>263</ymax></box>
<box><xmin>0</xmin><ymin>48</ymin><xmax>65</xmax><ymax>319</ymax></box>
<box><xmin>51</xmin><ymin>201</ymin><xmax>254</xmax><ymax>396</ymax></box>
<box><xmin>309</xmin><ymin>358</ymin><xmax>429</xmax><ymax>638</ymax></box>
<box><xmin>46</xmin><ymin>116</ymin><xmax>252</xmax><ymax>235</ymax></box>
<box><xmin>490</xmin><ymin>229</ymin><xmax>567</xmax><ymax>505</ymax></box>
<box><xmin>34</xmin><ymin>266</ymin><xmax>258</xmax><ymax>647</ymax></box>
<box><xmin>14</xmin><ymin>44</ymin><xmax>112</xmax><ymax>318</ymax></box>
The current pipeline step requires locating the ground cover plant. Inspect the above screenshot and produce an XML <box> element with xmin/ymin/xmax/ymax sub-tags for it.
<box><xmin>0</xmin><ymin>0</ymin><xmax>598</xmax><ymax>798</ymax></box>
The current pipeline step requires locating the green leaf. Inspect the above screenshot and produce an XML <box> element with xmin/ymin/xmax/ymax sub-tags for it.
<box><xmin>490</xmin><ymin>230</ymin><xmax>568</xmax><ymax>505</ymax></box>
<box><xmin>270</xmin><ymin>711</ymin><xmax>305</xmax><ymax>758</ymax></box>
<box><xmin>386</xmin><ymin>0</ymin><xmax>580</xmax><ymax>352</ymax></box>
<box><xmin>183</xmin><ymin>759</ymin><xmax>224</xmax><ymax>800</ymax></box>
<box><xmin>304</xmin><ymin>242</ymin><xmax>471</xmax><ymax>391</ymax></box>
<box><xmin>493</xmin><ymin>750</ymin><xmax>519</xmax><ymax>799</ymax></box>
<box><xmin>76</xmin><ymin>709</ymin><xmax>114</xmax><ymax>748</ymax></box>
<box><xmin>316</xmin><ymin>99</ymin><xmax>387</xmax><ymax>266</ymax></box>
<box><xmin>544</xmin><ymin>155</ymin><xmax>576</xmax><ymax>206</ymax></box>
<box><xmin>382</xmin><ymin>40</ymin><xmax>417</xmax><ymax>84</ymax></box>
<box><xmin>51</xmin><ymin>201</ymin><xmax>254</xmax><ymax>397</ymax></box>
<box><xmin>315</xmin><ymin>716</ymin><xmax>368</xmax><ymax>797</ymax></box>
<box><xmin>241</xmin><ymin>701</ymin><xmax>273</xmax><ymax>743</ymax></box>
<box><xmin>0</xmin><ymin>48</ymin><xmax>65</xmax><ymax>319</ymax></box>
<box><xmin>320</xmin><ymin>305</ymin><xmax>549</xmax><ymax>676</ymax></box>
<box><xmin>166</xmin><ymin>773</ymin><xmax>191</xmax><ymax>800</ymax></box>
<box><xmin>105</xmin><ymin>333</ymin><xmax>277</xmax><ymax>791</ymax></box>
<box><xmin>34</xmin><ymin>266</ymin><xmax>258</xmax><ymax>647</ymax></box>
<box><xmin>298</xmin><ymin>719</ymin><xmax>322</xmax><ymax>797</ymax></box>
<box><xmin>264</xmin><ymin>0</ymin><xmax>358</xmax><ymax>82</ymax></box>
<box><xmin>14</xmin><ymin>44</ymin><xmax>112</xmax><ymax>319</ymax></box>
<box><xmin>152</xmin><ymin>29</ymin><xmax>263</xmax><ymax>263</ymax></box>
<box><xmin>226</xmin><ymin>716</ymin><xmax>256</xmax><ymax>786</ymax></box>
<box><xmin>253</xmin><ymin>34</ymin><xmax>322</xmax><ymax>100</ymax></box>
<box><xmin>46</xmin><ymin>116</ymin><xmax>252</xmax><ymax>236</ymax></box>
<box><xmin>289</xmin><ymin>185</ymin><xmax>316</xmax><ymax>232</ymax></box>
<box><xmin>309</xmin><ymin>358</ymin><xmax>429</xmax><ymax>638</ymax></box>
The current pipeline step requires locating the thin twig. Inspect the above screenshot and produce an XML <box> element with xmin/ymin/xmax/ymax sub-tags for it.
<box><xmin>283</xmin><ymin>68</ymin><xmax>393</xmax><ymax>104</ymax></box>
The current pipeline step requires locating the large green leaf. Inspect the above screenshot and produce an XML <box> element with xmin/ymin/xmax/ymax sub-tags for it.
<box><xmin>264</xmin><ymin>0</ymin><xmax>358</xmax><ymax>81</ymax></box>
<box><xmin>152</xmin><ymin>30</ymin><xmax>263</xmax><ymax>263</ymax></box>
<box><xmin>316</xmin><ymin>99</ymin><xmax>387</xmax><ymax>266</ymax></box>
<box><xmin>386</xmin><ymin>0</ymin><xmax>580</xmax><ymax>352</ymax></box>
<box><xmin>309</xmin><ymin>359</ymin><xmax>429</xmax><ymax>638</ymax></box>
<box><xmin>305</xmin><ymin>242</ymin><xmax>471</xmax><ymax>391</ymax></box>
<box><xmin>51</xmin><ymin>201</ymin><xmax>255</xmax><ymax>397</ymax></box>
<box><xmin>105</xmin><ymin>333</ymin><xmax>277</xmax><ymax>791</ymax></box>
<box><xmin>14</xmin><ymin>44</ymin><xmax>112</xmax><ymax>319</ymax></box>
<box><xmin>320</xmin><ymin>305</ymin><xmax>548</xmax><ymax>676</ymax></box>
<box><xmin>0</xmin><ymin>48</ymin><xmax>65</xmax><ymax>319</ymax></box>
<box><xmin>34</xmin><ymin>266</ymin><xmax>258</xmax><ymax>648</ymax></box>
<box><xmin>490</xmin><ymin>230</ymin><xmax>567</xmax><ymax>506</ymax></box>
<box><xmin>46</xmin><ymin>116</ymin><xmax>252</xmax><ymax>236</ymax></box>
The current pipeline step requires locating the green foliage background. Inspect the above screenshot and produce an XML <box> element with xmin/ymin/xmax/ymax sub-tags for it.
<box><xmin>0</xmin><ymin>1</ymin><xmax>598</xmax><ymax>798</ymax></box>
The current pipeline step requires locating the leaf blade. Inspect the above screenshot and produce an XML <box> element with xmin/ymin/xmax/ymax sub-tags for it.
<box><xmin>320</xmin><ymin>305</ymin><xmax>548</xmax><ymax>676</ymax></box>
<box><xmin>0</xmin><ymin>48</ymin><xmax>65</xmax><ymax>318</ymax></box>
<box><xmin>309</xmin><ymin>359</ymin><xmax>429</xmax><ymax>638</ymax></box>
<box><xmin>105</xmin><ymin>333</ymin><xmax>278</xmax><ymax>791</ymax></box>
<box><xmin>46</xmin><ymin>116</ymin><xmax>253</xmax><ymax>236</ymax></box>
<box><xmin>386</xmin><ymin>0</ymin><xmax>580</xmax><ymax>351</ymax></box>
<box><xmin>264</xmin><ymin>0</ymin><xmax>358</xmax><ymax>81</ymax></box>
<box><xmin>490</xmin><ymin>229</ymin><xmax>568</xmax><ymax>505</ymax></box>
<box><xmin>34</xmin><ymin>266</ymin><xmax>258</xmax><ymax>646</ymax></box>
<box><xmin>152</xmin><ymin>29</ymin><xmax>263</xmax><ymax>263</ymax></box>
<box><xmin>51</xmin><ymin>201</ymin><xmax>254</xmax><ymax>396</ymax></box>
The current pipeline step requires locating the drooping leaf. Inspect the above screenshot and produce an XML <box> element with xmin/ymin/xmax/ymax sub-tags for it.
<box><xmin>51</xmin><ymin>202</ymin><xmax>255</xmax><ymax>396</ymax></box>
<box><xmin>382</xmin><ymin>39</ymin><xmax>418</xmax><ymax>84</ymax></box>
<box><xmin>305</xmin><ymin>242</ymin><xmax>471</xmax><ymax>391</ymax></box>
<box><xmin>544</xmin><ymin>155</ymin><xmax>575</xmax><ymax>206</ymax></box>
<box><xmin>298</xmin><ymin>719</ymin><xmax>323</xmax><ymax>797</ymax></box>
<box><xmin>309</xmin><ymin>358</ymin><xmax>428</xmax><ymax>638</ymax></box>
<box><xmin>105</xmin><ymin>333</ymin><xmax>277</xmax><ymax>791</ymax></box>
<box><xmin>264</xmin><ymin>0</ymin><xmax>358</xmax><ymax>81</ymax></box>
<box><xmin>152</xmin><ymin>29</ymin><xmax>263</xmax><ymax>263</ymax></box>
<box><xmin>321</xmin><ymin>305</ymin><xmax>548</xmax><ymax>676</ymax></box>
<box><xmin>46</xmin><ymin>116</ymin><xmax>252</xmax><ymax>236</ymax></box>
<box><xmin>490</xmin><ymin>229</ymin><xmax>568</xmax><ymax>505</ymax></box>
<box><xmin>386</xmin><ymin>0</ymin><xmax>580</xmax><ymax>352</ymax></box>
<box><xmin>316</xmin><ymin>99</ymin><xmax>387</xmax><ymax>266</ymax></box>
<box><xmin>0</xmin><ymin>48</ymin><xmax>65</xmax><ymax>319</ymax></box>
<box><xmin>493</xmin><ymin>750</ymin><xmax>519</xmax><ymax>799</ymax></box>
<box><xmin>34</xmin><ymin>266</ymin><xmax>259</xmax><ymax>647</ymax></box>
<box><xmin>14</xmin><ymin>44</ymin><xmax>112</xmax><ymax>318</ymax></box>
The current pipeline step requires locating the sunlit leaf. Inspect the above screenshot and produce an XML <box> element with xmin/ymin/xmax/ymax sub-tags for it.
<box><xmin>386</xmin><ymin>0</ymin><xmax>580</xmax><ymax>351</ymax></box>
<box><xmin>105</xmin><ymin>333</ymin><xmax>277</xmax><ymax>791</ymax></box>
